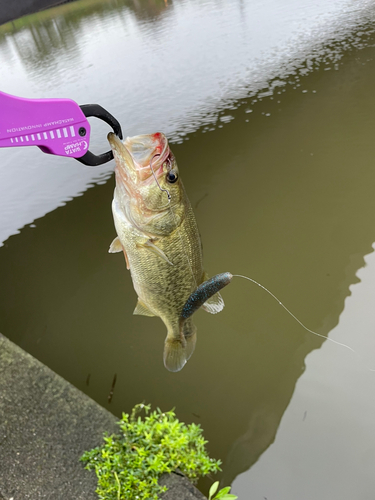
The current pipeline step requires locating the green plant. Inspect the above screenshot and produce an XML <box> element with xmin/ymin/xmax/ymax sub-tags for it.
<box><xmin>81</xmin><ymin>403</ymin><xmax>221</xmax><ymax>500</ymax></box>
<box><xmin>208</xmin><ymin>481</ymin><xmax>238</xmax><ymax>500</ymax></box>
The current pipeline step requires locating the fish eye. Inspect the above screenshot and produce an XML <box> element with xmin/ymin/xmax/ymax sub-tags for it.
<box><xmin>166</xmin><ymin>169</ymin><xmax>178</xmax><ymax>183</ymax></box>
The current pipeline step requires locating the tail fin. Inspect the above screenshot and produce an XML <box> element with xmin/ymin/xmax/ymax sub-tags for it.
<box><xmin>184</xmin><ymin>331</ymin><xmax>197</xmax><ymax>361</ymax></box>
<box><xmin>163</xmin><ymin>320</ymin><xmax>197</xmax><ymax>372</ymax></box>
<box><xmin>163</xmin><ymin>337</ymin><xmax>188</xmax><ymax>372</ymax></box>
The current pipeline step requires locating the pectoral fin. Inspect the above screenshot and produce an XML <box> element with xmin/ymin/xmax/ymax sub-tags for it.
<box><xmin>138</xmin><ymin>240</ymin><xmax>174</xmax><ymax>266</ymax></box>
<box><xmin>133</xmin><ymin>299</ymin><xmax>155</xmax><ymax>317</ymax></box>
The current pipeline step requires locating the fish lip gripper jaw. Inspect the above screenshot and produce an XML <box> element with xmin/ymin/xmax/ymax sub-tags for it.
<box><xmin>78</xmin><ymin>103</ymin><xmax>123</xmax><ymax>166</ymax></box>
<box><xmin>0</xmin><ymin>91</ymin><xmax>123</xmax><ymax>166</ymax></box>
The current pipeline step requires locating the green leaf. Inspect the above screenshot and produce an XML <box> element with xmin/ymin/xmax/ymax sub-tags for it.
<box><xmin>81</xmin><ymin>403</ymin><xmax>221</xmax><ymax>500</ymax></box>
<box><xmin>209</xmin><ymin>481</ymin><xmax>219</xmax><ymax>499</ymax></box>
<box><xmin>215</xmin><ymin>486</ymin><xmax>231</xmax><ymax>498</ymax></box>
<box><xmin>219</xmin><ymin>495</ymin><xmax>238</xmax><ymax>500</ymax></box>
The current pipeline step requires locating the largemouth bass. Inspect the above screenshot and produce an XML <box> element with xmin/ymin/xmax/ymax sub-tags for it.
<box><xmin>108</xmin><ymin>132</ymin><xmax>224</xmax><ymax>372</ymax></box>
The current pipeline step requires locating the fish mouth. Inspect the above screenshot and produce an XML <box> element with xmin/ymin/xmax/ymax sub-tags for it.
<box><xmin>108</xmin><ymin>132</ymin><xmax>170</xmax><ymax>183</ymax></box>
<box><xmin>107</xmin><ymin>132</ymin><xmax>132</xmax><ymax>162</ymax></box>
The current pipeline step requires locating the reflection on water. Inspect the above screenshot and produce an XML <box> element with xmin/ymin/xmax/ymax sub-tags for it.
<box><xmin>9</xmin><ymin>17</ymin><xmax>80</xmax><ymax>75</ymax></box>
<box><xmin>2</xmin><ymin>26</ymin><xmax>375</xmax><ymax>496</ymax></box>
<box><xmin>232</xmin><ymin>246</ymin><xmax>375</xmax><ymax>499</ymax></box>
<box><xmin>1</xmin><ymin>0</ymin><xmax>375</xmax><ymax>247</ymax></box>
<box><xmin>0</xmin><ymin>0</ymin><xmax>171</xmax><ymax>75</ymax></box>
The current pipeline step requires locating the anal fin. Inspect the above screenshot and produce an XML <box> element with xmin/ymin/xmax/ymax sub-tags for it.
<box><xmin>133</xmin><ymin>299</ymin><xmax>155</xmax><ymax>317</ymax></box>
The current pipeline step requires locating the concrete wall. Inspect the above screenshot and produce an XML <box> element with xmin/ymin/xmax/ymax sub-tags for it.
<box><xmin>0</xmin><ymin>334</ymin><xmax>206</xmax><ymax>500</ymax></box>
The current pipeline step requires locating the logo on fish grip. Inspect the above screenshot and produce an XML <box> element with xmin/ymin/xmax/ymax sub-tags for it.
<box><xmin>64</xmin><ymin>140</ymin><xmax>88</xmax><ymax>155</ymax></box>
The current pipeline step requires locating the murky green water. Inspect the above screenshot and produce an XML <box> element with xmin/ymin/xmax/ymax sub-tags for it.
<box><xmin>2</xmin><ymin>1</ymin><xmax>375</xmax><ymax>498</ymax></box>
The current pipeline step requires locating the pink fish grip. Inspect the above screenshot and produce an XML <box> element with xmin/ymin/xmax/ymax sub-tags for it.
<box><xmin>0</xmin><ymin>91</ymin><xmax>122</xmax><ymax>166</ymax></box>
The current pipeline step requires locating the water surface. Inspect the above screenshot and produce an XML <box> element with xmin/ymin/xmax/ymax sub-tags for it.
<box><xmin>1</xmin><ymin>1</ymin><xmax>375</xmax><ymax>499</ymax></box>
<box><xmin>1</xmin><ymin>0</ymin><xmax>374</xmax><ymax>243</ymax></box>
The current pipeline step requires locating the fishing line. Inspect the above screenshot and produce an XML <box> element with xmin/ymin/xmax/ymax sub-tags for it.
<box><xmin>232</xmin><ymin>273</ymin><xmax>375</xmax><ymax>372</ymax></box>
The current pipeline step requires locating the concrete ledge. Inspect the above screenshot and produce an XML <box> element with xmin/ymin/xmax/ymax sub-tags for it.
<box><xmin>160</xmin><ymin>472</ymin><xmax>206</xmax><ymax>500</ymax></box>
<box><xmin>0</xmin><ymin>334</ymin><xmax>206</xmax><ymax>500</ymax></box>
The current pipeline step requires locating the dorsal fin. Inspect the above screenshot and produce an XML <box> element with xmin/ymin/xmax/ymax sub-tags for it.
<box><xmin>202</xmin><ymin>291</ymin><xmax>225</xmax><ymax>314</ymax></box>
<box><xmin>201</xmin><ymin>271</ymin><xmax>226</xmax><ymax>314</ymax></box>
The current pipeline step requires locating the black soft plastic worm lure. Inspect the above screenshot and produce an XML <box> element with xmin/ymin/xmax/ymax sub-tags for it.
<box><xmin>180</xmin><ymin>272</ymin><xmax>233</xmax><ymax>321</ymax></box>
